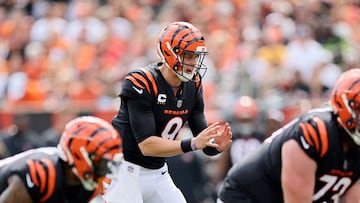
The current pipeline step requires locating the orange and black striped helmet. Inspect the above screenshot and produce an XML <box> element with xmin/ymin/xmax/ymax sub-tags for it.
<box><xmin>331</xmin><ymin>68</ymin><xmax>360</xmax><ymax>145</ymax></box>
<box><xmin>58</xmin><ymin>116</ymin><xmax>122</xmax><ymax>190</ymax></box>
<box><xmin>157</xmin><ymin>21</ymin><xmax>208</xmax><ymax>82</ymax></box>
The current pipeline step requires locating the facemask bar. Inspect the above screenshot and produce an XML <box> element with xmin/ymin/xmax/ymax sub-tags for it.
<box><xmin>340</xmin><ymin>94</ymin><xmax>360</xmax><ymax>145</ymax></box>
<box><xmin>175</xmin><ymin>50</ymin><xmax>208</xmax><ymax>82</ymax></box>
<box><xmin>105</xmin><ymin>153</ymin><xmax>123</xmax><ymax>179</ymax></box>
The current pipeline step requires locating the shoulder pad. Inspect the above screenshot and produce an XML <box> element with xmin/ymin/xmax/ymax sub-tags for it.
<box><xmin>121</xmin><ymin>67</ymin><xmax>158</xmax><ymax>98</ymax></box>
<box><xmin>299</xmin><ymin>115</ymin><xmax>329</xmax><ymax>158</ymax></box>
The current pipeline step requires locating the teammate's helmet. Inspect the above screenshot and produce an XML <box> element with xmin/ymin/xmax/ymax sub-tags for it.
<box><xmin>157</xmin><ymin>21</ymin><xmax>208</xmax><ymax>82</ymax></box>
<box><xmin>232</xmin><ymin>96</ymin><xmax>259</xmax><ymax>137</ymax></box>
<box><xmin>331</xmin><ymin>68</ymin><xmax>360</xmax><ymax>145</ymax></box>
<box><xmin>233</xmin><ymin>96</ymin><xmax>258</xmax><ymax>121</ymax></box>
<box><xmin>58</xmin><ymin>116</ymin><xmax>122</xmax><ymax>191</ymax></box>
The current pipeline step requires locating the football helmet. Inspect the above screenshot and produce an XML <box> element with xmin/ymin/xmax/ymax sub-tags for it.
<box><xmin>233</xmin><ymin>96</ymin><xmax>259</xmax><ymax>120</ymax></box>
<box><xmin>57</xmin><ymin>116</ymin><xmax>122</xmax><ymax>191</ymax></box>
<box><xmin>157</xmin><ymin>21</ymin><xmax>208</xmax><ymax>82</ymax></box>
<box><xmin>331</xmin><ymin>68</ymin><xmax>360</xmax><ymax>145</ymax></box>
<box><xmin>233</xmin><ymin>96</ymin><xmax>259</xmax><ymax>136</ymax></box>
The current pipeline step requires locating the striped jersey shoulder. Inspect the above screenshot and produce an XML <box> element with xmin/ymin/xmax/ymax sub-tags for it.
<box><xmin>26</xmin><ymin>157</ymin><xmax>57</xmax><ymax>202</ymax></box>
<box><xmin>298</xmin><ymin>112</ymin><xmax>332</xmax><ymax>158</ymax></box>
<box><xmin>124</xmin><ymin>64</ymin><xmax>159</xmax><ymax>96</ymax></box>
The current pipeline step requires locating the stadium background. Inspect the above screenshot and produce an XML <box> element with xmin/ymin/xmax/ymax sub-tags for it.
<box><xmin>0</xmin><ymin>0</ymin><xmax>360</xmax><ymax>202</ymax></box>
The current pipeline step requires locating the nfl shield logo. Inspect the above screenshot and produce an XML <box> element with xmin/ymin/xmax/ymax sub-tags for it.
<box><xmin>177</xmin><ymin>100</ymin><xmax>183</xmax><ymax>108</ymax></box>
<box><xmin>127</xmin><ymin>166</ymin><xmax>134</xmax><ymax>173</ymax></box>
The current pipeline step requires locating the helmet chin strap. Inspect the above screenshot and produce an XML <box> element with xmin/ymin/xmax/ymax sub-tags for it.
<box><xmin>344</xmin><ymin>127</ymin><xmax>360</xmax><ymax>145</ymax></box>
<box><xmin>338</xmin><ymin>117</ymin><xmax>360</xmax><ymax>146</ymax></box>
<box><xmin>175</xmin><ymin>70</ymin><xmax>194</xmax><ymax>82</ymax></box>
<box><xmin>164</xmin><ymin>62</ymin><xmax>195</xmax><ymax>82</ymax></box>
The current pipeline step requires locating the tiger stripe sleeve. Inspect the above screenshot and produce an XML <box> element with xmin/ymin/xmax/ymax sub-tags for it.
<box><xmin>299</xmin><ymin>116</ymin><xmax>329</xmax><ymax>158</ymax></box>
<box><xmin>26</xmin><ymin>158</ymin><xmax>56</xmax><ymax>202</ymax></box>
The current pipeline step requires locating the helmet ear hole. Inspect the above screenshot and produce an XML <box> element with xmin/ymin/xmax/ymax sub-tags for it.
<box><xmin>173</xmin><ymin>46</ymin><xmax>180</xmax><ymax>54</ymax></box>
<box><xmin>346</xmin><ymin>119</ymin><xmax>353</xmax><ymax>127</ymax></box>
<box><xmin>349</xmin><ymin>99</ymin><xmax>355</xmax><ymax>107</ymax></box>
<box><xmin>84</xmin><ymin>172</ymin><xmax>91</xmax><ymax>180</ymax></box>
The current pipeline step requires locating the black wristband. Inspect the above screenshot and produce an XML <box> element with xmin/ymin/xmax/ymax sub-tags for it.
<box><xmin>181</xmin><ymin>138</ymin><xmax>193</xmax><ymax>153</ymax></box>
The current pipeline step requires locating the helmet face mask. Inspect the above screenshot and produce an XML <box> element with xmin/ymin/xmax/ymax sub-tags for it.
<box><xmin>57</xmin><ymin>116</ymin><xmax>122</xmax><ymax>191</ymax></box>
<box><xmin>331</xmin><ymin>69</ymin><xmax>360</xmax><ymax>145</ymax></box>
<box><xmin>340</xmin><ymin>96</ymin><xmax>360</xmax><ymax>145</ymax></box>
<box><xmin>157</xmin><ymin>21</ymin><xmax>208</xmax><ymax>82</ymax></box>
<box><xmin>175</xmin><ymin>50</ymin><xmax>207</xmax><ymax>82</ymax></box>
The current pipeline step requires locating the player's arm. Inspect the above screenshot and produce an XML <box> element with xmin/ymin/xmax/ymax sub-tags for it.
<box><xmin>138</xmin><ymin>125</ymin><xmax>220</xmax><ymax>157</ymax></box>
<box><xmin>340</xmin><ymin>179</ymin><xmax>360</xmax><ymax>203</ymax></box>
<box><xmin>126</xmin><ymin>97</ymin><xmax>184</xmax><ymax>156</ymax></box>
<box><xmin>187</xmin><ymin>92</ymin><xmax>232</xmax><ymax>155</ymax></box>
<box><xmin>0</xmin><ymin>175</ymin><xmax>33</xmax><ymax>203</ymax></box>
<box><xmin>127</xmin><ymin>98</ymin><xmax>219</xmax><ymax>157</ymax></box>
<box><xmin>281</xmin><ymin>139</ymin><xmax>316</xmax><ymax>203</ymax></box>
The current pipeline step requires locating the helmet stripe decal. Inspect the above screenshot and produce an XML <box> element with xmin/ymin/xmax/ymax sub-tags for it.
<box><xmin>348</xmin><ymin>79</ymin><xmax>360</xmax><ymax>101</ymax></box>
<box><xmin>334</xmin><ymin>77</ymin><xmax>360</xmax><ymax>97</ymax></box>
<box><xmin>348</xmin><ymin>78</ymin><xmax>360</xmax><ymax>90</ymax></box>
<box><xmin>86</xmin><ymin>127</ymin><xmax>108</xmax><ymax>144</ymax></box>
<box><xmin>174</xmin><ymin>30</ymin><xmax>203</xmax><ymax>49</ymax></box>
<box><xmin>67</xmin><ymin>125</ymin><xmax>89</xmax><ymax>147</ymax></box>
<box><xmin>93</xmin><ymin>132</ymin><xmax>120</xmax><ymax>152</ymax></box>
<box><xmin>164</xmin><ymin>23</ymin><xmax>204</xmax><ymax>50</ymax></box>
<box><xmin>170</xmin><ymin>26</ymin><xmax>188</xmax><ymax>45</ymax></box>
<box><xmin>183</xmin><ymin>36</ymin><xmax>204</xmax><ymax>50</ymax></box>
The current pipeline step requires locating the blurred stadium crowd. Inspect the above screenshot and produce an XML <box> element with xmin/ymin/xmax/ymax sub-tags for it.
<box><xmin>0</xmin><ymin>0</ymin><xmax>360</xmax><ymax>202</ymax></box>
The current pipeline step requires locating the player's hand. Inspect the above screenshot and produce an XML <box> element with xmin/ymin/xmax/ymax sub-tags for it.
<box><xmin>214</xmin><ymin>122</ymin><xmax>232</xmax><ymax>152</ymax></box>
<box><xmin>193</xmin><ymin>122</ymin><xmax>222</xmax><ymax>150</ymax></box>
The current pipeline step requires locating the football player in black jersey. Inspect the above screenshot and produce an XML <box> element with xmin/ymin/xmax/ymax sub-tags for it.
<box><xmin>217</xmin><ymin>68</ymin><xmax>360</xmax><ymax>203</ymax></box>
<box><xmin>0</xmin><ymin>116</ymin><xmax>122</xmax><ymax>203</ymax></box>
<box><xmin>103</xmin><ymin>21</ymin><xmax>232</xmax><ymax>203</ymax></box>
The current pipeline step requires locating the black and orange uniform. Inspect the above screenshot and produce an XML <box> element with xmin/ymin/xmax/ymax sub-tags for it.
<box><xmin>218</xmin><ymin>107</ymin><xmax>360</xmax><ymax>203</ymax></box>
<box><xmin>0</xmin><ymin>147</ymin><xmax>96</xmax><ymax>203</ymax></box>
<box><xmin>112</xmin><ymin>63</ymin><xmax>219</xmax><ymax>169</ymax></box>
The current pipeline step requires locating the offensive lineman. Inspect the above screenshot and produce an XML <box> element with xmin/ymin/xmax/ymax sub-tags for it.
<box><xmin>218</xmin><ymin>69</ymin><xmax>360</xmax><ymax>203</ymax></box>
<box><xmin>0</xmin><ymin>116</ymin><xmax>122</xmax><ymax>203</ymax></box>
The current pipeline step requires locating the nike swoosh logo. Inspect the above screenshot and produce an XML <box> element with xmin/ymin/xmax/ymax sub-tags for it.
<box><xmin>161</xmin><ymin>170</ymin><xmax>167</xmax><ymax>175</ymax></box>
<box><xmin>132</xmin><ymin>86</ymin><xmax>143</xmax><ymax>94</ymax></box>
<box><xmin>300</xmin><ymin>136</ymin><xmax>310</xmax><ymax>149</ymax></box>
<box><xmin>26</xmin><ymin>173</ymin><xmax>35</xmax><ymax>188</ymax></box>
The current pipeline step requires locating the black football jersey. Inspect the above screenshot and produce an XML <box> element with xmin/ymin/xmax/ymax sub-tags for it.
<box><xmin>0</xmin><ymin>147</ymin><xmax>95</xmax><ymax>203</ymax></box>
<box><xmin>219</xmin><ymin>107</ymin><xmax>360</xmax><ymax>203</ymax></box>
<box><xmin>112</xmin><ymin>63</ymin><xmax>208</xmax><ymax>169</ymax></box>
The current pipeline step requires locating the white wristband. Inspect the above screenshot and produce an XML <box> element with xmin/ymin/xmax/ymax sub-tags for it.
<box><xmin>190</xmin><ymin>138</ymin><xmax>198</xmax><ymax>150</ymax></box>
